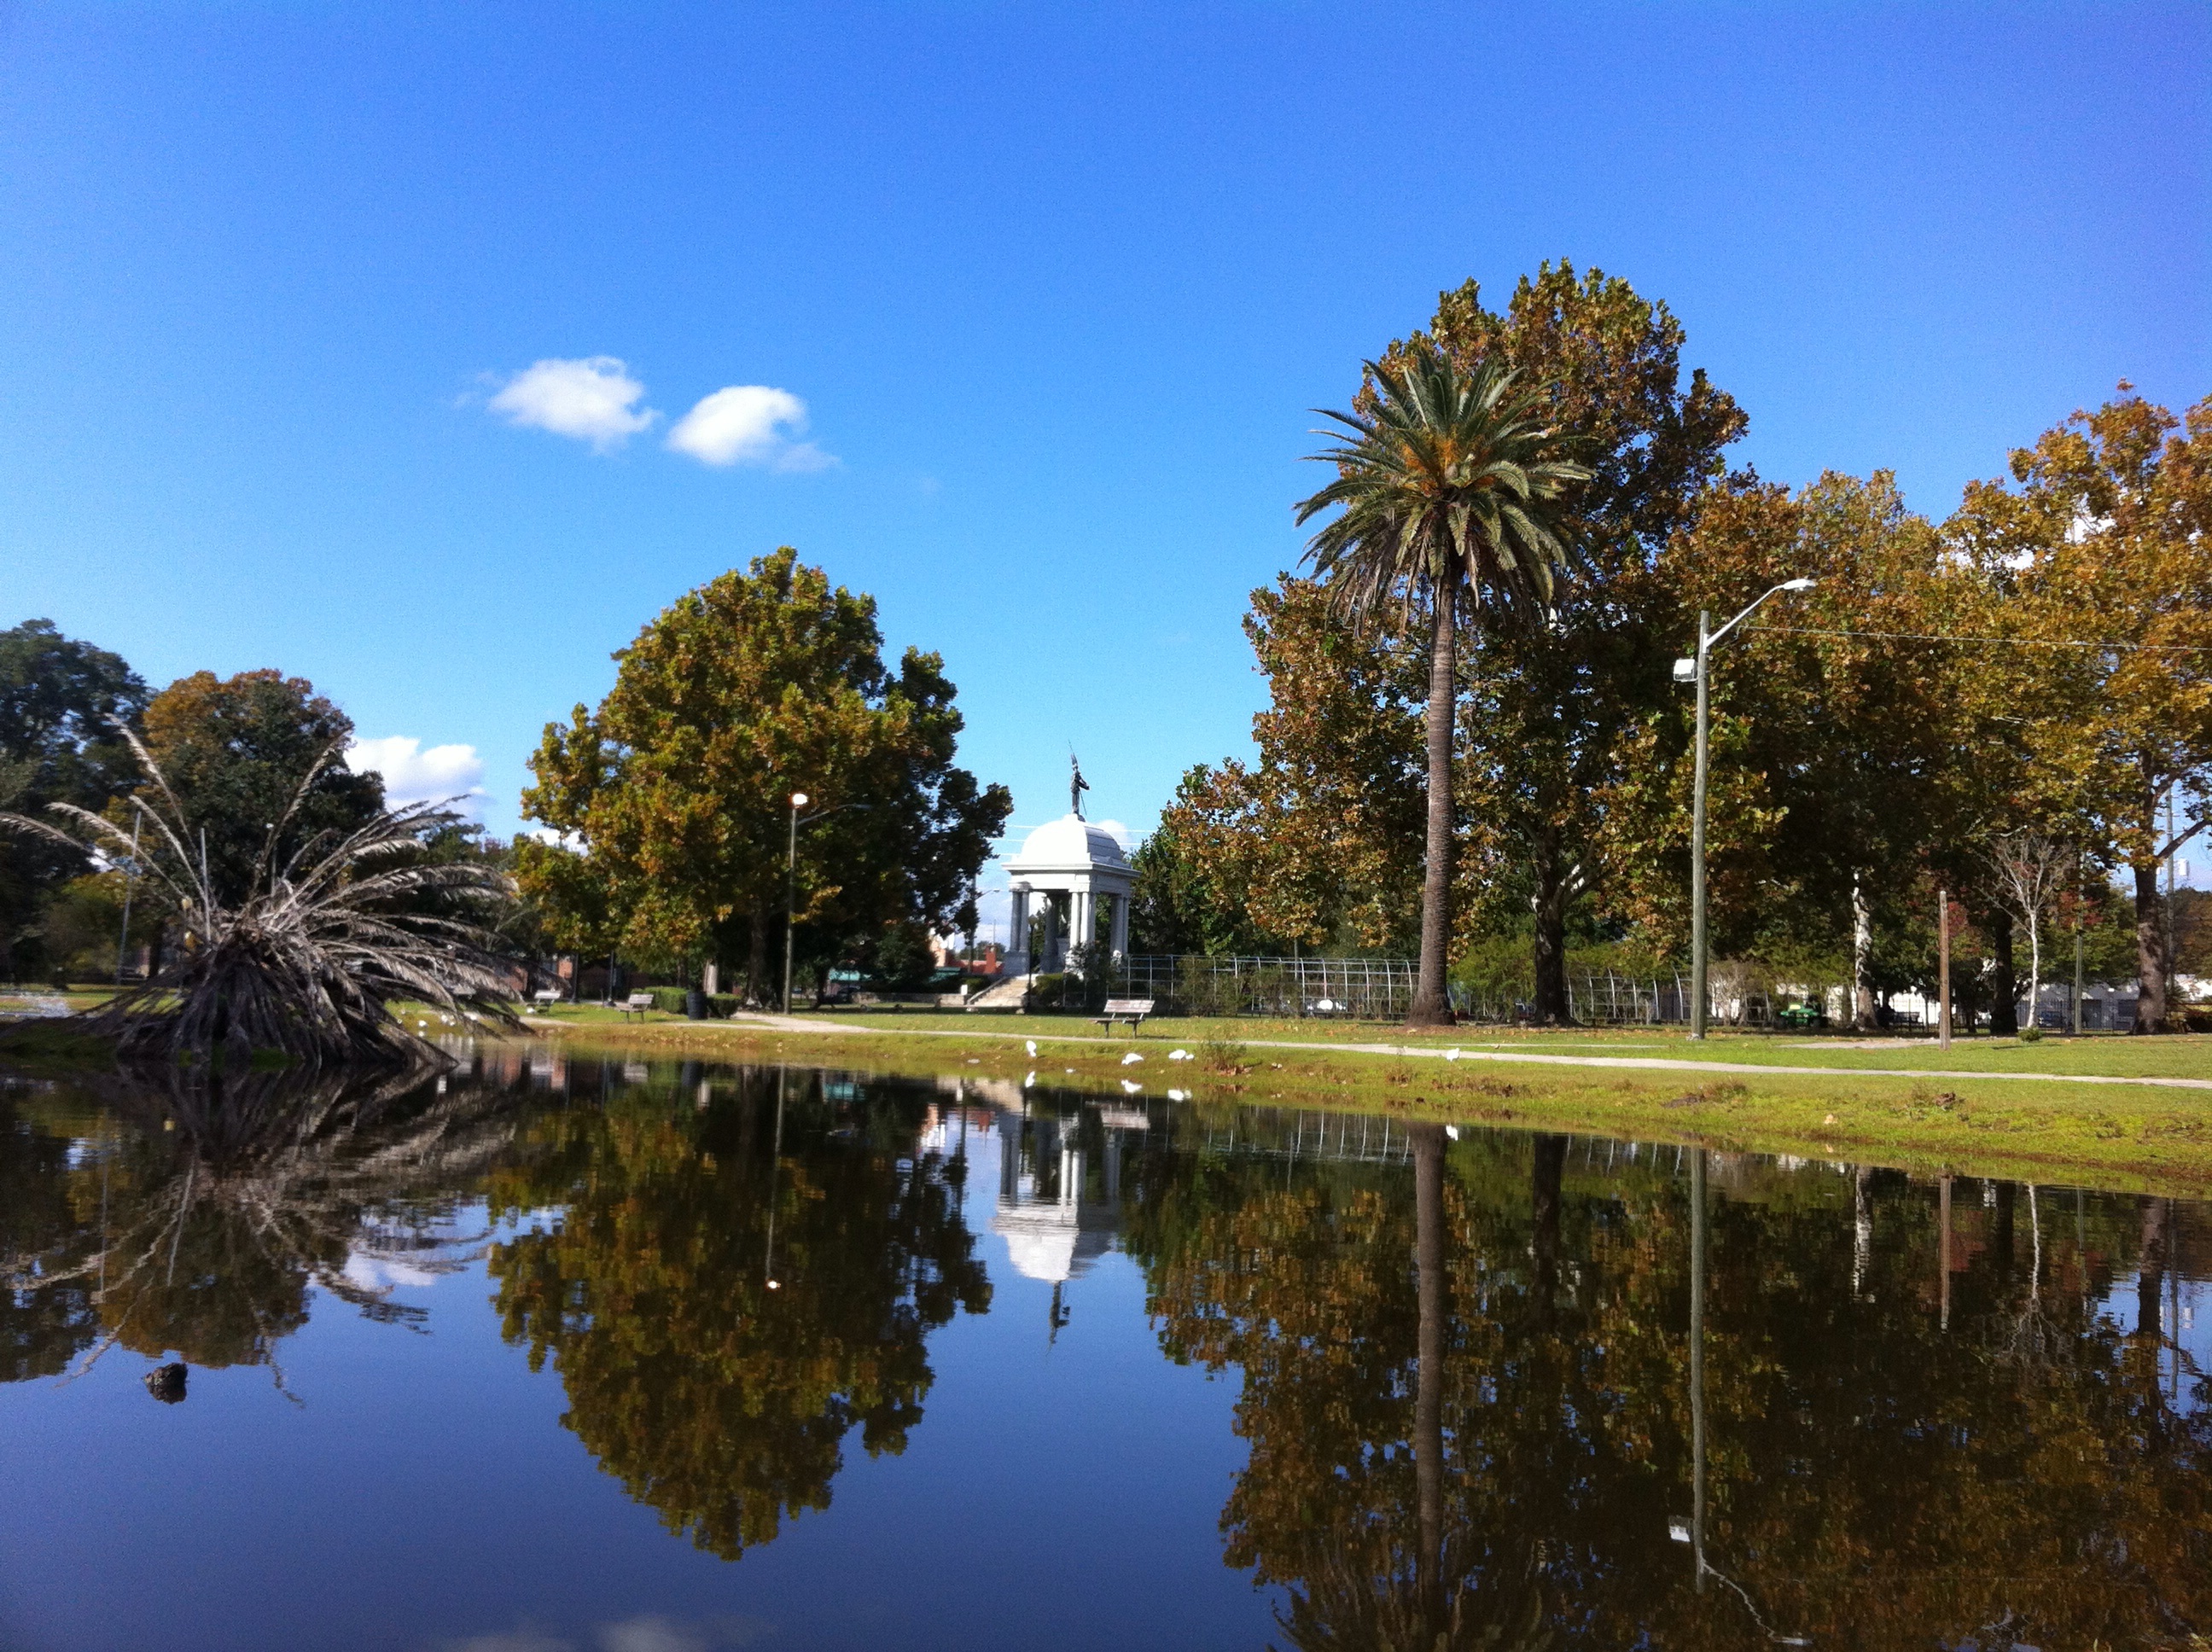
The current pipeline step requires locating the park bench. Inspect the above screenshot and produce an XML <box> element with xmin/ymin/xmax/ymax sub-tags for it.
<box><xmin>1092</xmin><ymin>997</ymin><xmax>1155</xmax><ymax>1035</ymax></box>
<box><xmin>532</xmin><ymin>988</ymin><xmax>562</xmax><ymax>1007</ymax></box>
<box><xmin>616</xmin><ymin>991</ymin><xmax>657</xmax><ymax>1021</ymax></box>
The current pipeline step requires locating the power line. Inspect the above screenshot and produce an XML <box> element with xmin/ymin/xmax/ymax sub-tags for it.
<box><xmin>1745</xmin><ymin>625</ymin><xmax>2209</xmax><ymax>654</ymax></box>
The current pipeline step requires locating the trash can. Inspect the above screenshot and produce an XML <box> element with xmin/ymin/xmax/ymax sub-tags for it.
<box><xmin>685</xmin><ymin>988</ymin><xmax>707</xmax><ymax>1021</ymax></box>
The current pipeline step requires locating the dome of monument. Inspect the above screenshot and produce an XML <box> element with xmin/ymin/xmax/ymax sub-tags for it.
<box><xmin>1005</xmin><ymin>813</ymin><xmax>1130</xmax><ymax>873</ymax></box>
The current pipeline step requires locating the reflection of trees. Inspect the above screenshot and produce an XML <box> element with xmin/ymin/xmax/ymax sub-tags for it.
<box><xmin>1</xmin><ymin>1066</ymin><xmax>525</xmax><ymax>1382</ymax></box>
<box><xmin>485</xmin><ymin>1067</ymin><xmax>990</xmax><ymax>1560</ymax></box>
<box><xmin>1126</xmin><ymin>1121</ymin><xmax>2212</xmax><ymax>1649</ymax></box>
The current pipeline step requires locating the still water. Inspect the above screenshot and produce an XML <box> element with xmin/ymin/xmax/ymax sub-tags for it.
<box><xmin>3</xmin><ymin>1049</ymin><xmax>2208</xmax><ymax>1651</ymax></box>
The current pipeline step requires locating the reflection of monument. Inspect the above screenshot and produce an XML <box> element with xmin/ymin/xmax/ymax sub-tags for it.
<box><xmin>1004</xmin><ymin>807</ymin><xmax>1132</xmax><ymax>973</ymax></box>
<box><xmin>991</xmin><ymin>1103</ymin><xmax>1136</xmax><ymax>1341</ymax></box>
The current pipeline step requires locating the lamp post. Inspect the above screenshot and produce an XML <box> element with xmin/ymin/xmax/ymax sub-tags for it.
<box><xmin>784</xmin><ymin>792</ymin><xmax>809</xmax><ymax>1014</ymax></box>
<box><xmin>1679</xmin><ymin>579</ymin><xmax>1816</xmax><ymax>1040</ymax></box>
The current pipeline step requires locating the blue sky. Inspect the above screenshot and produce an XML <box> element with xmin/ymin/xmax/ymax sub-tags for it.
<box><xmin>3</xmin><ymin>3</ymin><xmax>2206</xmax><ymax>925</ymax></box>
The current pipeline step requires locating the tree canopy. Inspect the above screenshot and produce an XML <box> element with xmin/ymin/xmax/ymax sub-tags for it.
<box><xmin>521</xmin><ymin>549</ymin><xmax>1010</xmax><ymax>999</ymax></box>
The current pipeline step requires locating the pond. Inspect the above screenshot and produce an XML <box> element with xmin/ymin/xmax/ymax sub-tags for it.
<box><xmin>3</xmin><ymin>1048</ymin><xmax>2208</xmax><ymax>1651</ymax></box>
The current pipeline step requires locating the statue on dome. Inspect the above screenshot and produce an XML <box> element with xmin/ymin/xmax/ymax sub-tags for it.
<box><xmin>1069</xmin><ymin>751</ymin><xmax>1090</xmax><ymax>820</ymax></box>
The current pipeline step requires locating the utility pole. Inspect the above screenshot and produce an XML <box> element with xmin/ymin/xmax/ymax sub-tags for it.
<box><xmin>2164</xmin><ymin>790</ymin><xmax>2178</xmax><ymax>1031</ymax></box>
<box><xmin>1937</xmin><ymin>888</ymin><xmax>1952</xmax><ymax>1050</ymax></box>
<box><xmin>2073</xmin><ymin>852</ymin><xmax>2085</xmax><ymax>1037</ymax></box>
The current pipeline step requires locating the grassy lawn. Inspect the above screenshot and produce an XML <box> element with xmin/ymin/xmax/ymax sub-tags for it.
<box><xmin>552</xmin><ymin>1003</ymin><xmax>2212</xmax><ymax>1079</ymax></box>
<box><xmin>521</xmin><ymin>1007</ymin><xmax>2212</xmax><ymax>1197</ymax></box>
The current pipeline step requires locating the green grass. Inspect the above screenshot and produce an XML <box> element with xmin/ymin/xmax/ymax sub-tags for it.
<box><xmin>527</xmin><ymin>1010</ymin><xmax>2212</xmax><ymax>1197</ymax></box>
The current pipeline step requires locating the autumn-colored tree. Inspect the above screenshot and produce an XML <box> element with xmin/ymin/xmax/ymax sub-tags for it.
<box><xmin>1150</xmin><ymin>578</ymin><xmax>1427</xmax><ymax>956</ymax></box>
<box><xmin>1944</xmin><ymin>388</ymin><xmax>2212</xmax><ymax>1031</ymax></box>
<box><xmin>134</xmin><ymin>668</ymin><xmax>386</xmax><ymax>910</ymax></box>
<box><xmin>1167</xmin><ymin>267</ymin><xmax>1743</xmax><ymax>1017</ymax></box>
<box><xmin>521</xmin><ymin>550</ymin><xmax>1010</xmax><ymax>1001</ymax></box>
<box><xmin>1294</xmin><ymin>350</ymin><xmax>1590</xmax><ymax>1025</ymax></box>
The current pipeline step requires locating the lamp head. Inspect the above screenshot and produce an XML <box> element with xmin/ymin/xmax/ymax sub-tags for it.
<box><xmin>790</xmin><ymin>791</ymin><xmax>810</xmax><ymax>809</ymax></box>
<box><xmin>1780</xmin><ymin>578</ymin><xmax>1816</xmax><ymax>591</ymax></box>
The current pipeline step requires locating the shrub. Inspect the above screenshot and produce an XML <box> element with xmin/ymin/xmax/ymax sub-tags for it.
<box><xmin>1028</xmin><ymin>974</ymin><xmax>1068</xmax><ymax>1010</ymax></box>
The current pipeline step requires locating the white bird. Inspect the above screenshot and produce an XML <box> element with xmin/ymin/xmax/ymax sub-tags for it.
<box><xmin>1121</xmin><ymin>1079</ymin><xmax>1143</xmax><ymax>1095</ymax></box>
<box><xmin>1446</xmin><ymin>1125</ymin><xmax>1461</xmax><ymax>1141</ymax></box>
<box><xmin>1026</xmin><ymin>1039</ymin><xmax>1037</xmax><ymax>1057</ymax></box>
<box><xmin>1444</xmin><ymin>1048</ymin><xmax>1461</xmax><ymax>1062</ymax></box>
<box><xmin>1168</xmin><ymin>1049</ymin><xmax>1191</xmax><ymax>1061</ymax></box>
<box><xmin>1167</xmin><ymin>1088</ymin><xmax>1190</xmax><ymax>1102</ymax></box>
<box><xmin>1025</xmin><ymin>1071</ymin><xmax>1037</xmax><ymax>1087</ymax></box>
<box><xmin>1121</xmin><ymin>1052</ymin><xmax>1143</xmax><ymax>1066</ymax></box>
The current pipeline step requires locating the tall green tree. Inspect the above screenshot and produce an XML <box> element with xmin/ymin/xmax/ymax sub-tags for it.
<box><xmin>0</xmin><ymin>620</ymin><xmax>148</xmax><ymax>979</ymax></box>
<box><xmin>1295</xmin><ymin>349</ymin><xmax>1589</xmax><ymax>1026</ymax></box>
<box><xmin>521</xmin><ymin>549</ymin><xmax>1010</xmax><ymax>1001</ymax></box>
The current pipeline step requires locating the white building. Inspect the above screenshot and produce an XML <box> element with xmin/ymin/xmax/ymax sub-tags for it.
<box><xmin>1004</xmin><ymin>813</ymin><xmax>1133</xmax><ymax>973</ymax></box>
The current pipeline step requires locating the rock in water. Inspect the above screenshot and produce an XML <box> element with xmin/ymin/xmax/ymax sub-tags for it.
<box><xmin>144</xmin><ymin>1363</ymin><xmax>188</xmax><ymax>1405</ymax></box>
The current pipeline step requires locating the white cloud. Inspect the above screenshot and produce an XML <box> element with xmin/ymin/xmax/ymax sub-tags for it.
<box><xmin>1093</xmin><ymin>818</ymin><xmax>1132</xmax><ymax>849</ymax></box>
<box><xmin>347</xmin><ymin>736</ymin><xmax>487</xmax><ymax>813</ymax></box>
<box><xmin>666</xmin><ymin>385</ymin><xmax>835</xmax><ymax>471</ymax></box>
<box><xmin>439</xmin><ymin>1632</ymin><xmax>572</xmax><ymax>1652</ymax></box>
<box><xmin>488</xmin><ymin>356</ymin><xmax>658</xmax><ymax>451</ymax></box>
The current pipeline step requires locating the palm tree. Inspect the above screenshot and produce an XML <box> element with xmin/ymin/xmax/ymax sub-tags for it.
<box><xmin>1295</xmin><ymin>349</ymin><xmax>1588</xmax><ymax>1027</ymax></box>
<box><xmin>3</xmin><ymin>727</ymin><xmax>519</xmax><ymax>1067</ymax></box>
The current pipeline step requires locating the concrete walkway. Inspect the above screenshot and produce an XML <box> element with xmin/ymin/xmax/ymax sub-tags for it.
<box><xmin>719</xmin><ymin>1013</ymin><xmax>2212</xmax><ymax>1091</ymax></box>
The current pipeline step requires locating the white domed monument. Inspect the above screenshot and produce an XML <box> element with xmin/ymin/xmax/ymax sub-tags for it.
<box><xmin>1003</xmin><ymin>753</ymin><xmax>1132</xmax><ymax>974</ymax></box>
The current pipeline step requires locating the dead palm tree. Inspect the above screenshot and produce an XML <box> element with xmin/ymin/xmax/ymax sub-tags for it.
<box><xmin>3</xmin><ymin>726</ymin><xmax>520</xmax><ymax>1067</ymax></box>
<box><xmin>1295</xmin><ymin>350</ymin><xmax>1589</xmax><ymax>1026</ymax></box>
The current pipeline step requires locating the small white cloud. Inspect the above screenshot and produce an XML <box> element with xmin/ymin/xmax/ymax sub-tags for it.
<box><xmin>488</xmin><ymin>357</ymin><xmax>658</xmax><ymax>451</ymax></box>
<box><xmin>439</xmin><ymin>1632</ymin><xmax>572</xmax><ymax>1652</ymax></box>
<box><xmin>598</xmin><ymin>1620</ymin><xmax>706</xmax><ymax>1652</ymax></box>
<box><xmin>1093</xmin><ymin>818</ymin><xmax>1133</xmax><ymax>849</ymax></box>
<box><xmin>347</xmin><ymin>736</ymin><xmax>487</xmax><ymax>813</ymax></box>
<box><xmin>667</xmin><ymin>385</ymin><xmax>836</xmax><ymax>471</ymax></box>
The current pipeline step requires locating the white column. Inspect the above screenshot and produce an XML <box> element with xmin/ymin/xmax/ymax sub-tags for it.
<box><xmin>1010</xmin><ymin>885</ymin><xmax>1029</xmax><ymax>959</ymax></box>
<box><xmin>1109</xmin><ymin>890</ymin><xmax>1129</xmax><ymax>955</ymax></box>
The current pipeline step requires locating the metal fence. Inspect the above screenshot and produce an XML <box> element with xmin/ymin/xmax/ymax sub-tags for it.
<box><xmin>1086</xmin><ymin>956</ymin><xmax>1717</xmax><ymax>1024</ymax></box>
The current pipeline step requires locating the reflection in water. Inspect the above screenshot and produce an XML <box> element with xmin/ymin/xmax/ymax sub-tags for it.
<box><xmin>1126</xmin><ymin>1119</ymin><xmax>2212</xmax><ymax>1650</ymax></box>
<box><xmin>3</xmin><ymin>1053</ymin><xmax>2209</xmax><ymax>1649</ymax></box>
<box><xmin>483</xmin><ymin>1062</ymin><xmax>991</xmax><ymax>1559</ymax></box>
<box><xmin>2</xmin><ymin>1062</ymin><xmax>527</xmax><ymax>1389</ymax></box>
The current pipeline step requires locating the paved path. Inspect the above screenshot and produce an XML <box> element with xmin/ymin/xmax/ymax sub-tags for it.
<box><xmin>719</xmin><ymin>1015</ymin><xmax>2212</xmax><ymax>1092</ymax></box>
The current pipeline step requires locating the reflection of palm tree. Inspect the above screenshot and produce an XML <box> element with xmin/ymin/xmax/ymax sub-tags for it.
<box><xmin>4</xmin><ymin>1066</ymin><xmax>522</xmax><ymax>1384</ymax></box>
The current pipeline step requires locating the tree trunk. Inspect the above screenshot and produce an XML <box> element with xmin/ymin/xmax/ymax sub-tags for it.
<box><xmin>1851</xmin><ymin>875</ymin><xmax>1876</xmax><ymax>1030</ymax></box>
<box><xmin>1412</xmin><ymin>1122</ymin><xmax>1447</xmax><ymax>1636</ymax></box>
<box><xmin>1407</xmin><ymin>592</ymin><xmax>1458</xmax><ymax>1027</ymax></box>
<box><xmin>2133</xmin><ymin>859</ymin><xmax>2168</xmax><ymax>1034</ymax></box>
<box><xmin>747</xmin><ymin>910</ymin><xmax>770</xmax><ymax>1008</ymax></box>
<box><xmin>1989</xmin><ymin>908</ymin><xmax>2017</xmax><ymax>1036</ymax></box>
<box><xmin>1530</xmin><ymin>831</ymin><xmax>1574</xmax><ymax>1026</ymax></box>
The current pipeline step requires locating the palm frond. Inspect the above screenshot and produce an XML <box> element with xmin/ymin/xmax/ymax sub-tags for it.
<box><xmin>1295</xmin><ymin>348</ymin><xmax>1591</xmax><ymax>634</ymax></box>
<box><xmin>3</xmin><ymin>732</ymin><xmax>521</xmax><ymax>1068</ymax></box>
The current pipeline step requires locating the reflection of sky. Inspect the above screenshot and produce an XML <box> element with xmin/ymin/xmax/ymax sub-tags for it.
<box><xmin>2104</xmin><ymin>1271</ymin><xmax>2209</xmax><ymax>1413</ymax></box>
<box><xmin>0</xmin><ymin>1093</ymin><xmax>1262</xmax><ymax>1652</ymax></box>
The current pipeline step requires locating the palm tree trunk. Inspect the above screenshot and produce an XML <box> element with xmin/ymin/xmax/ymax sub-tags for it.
<box><xmin>1412</xmin><ymin>1121</ymin><xmax>1447</xmax><ymax>1637</ymax></box>
<box><xmin>1408</xmin><ymin>591</ymin><xmax>1458</xmax><ymax>1027</ymax></box>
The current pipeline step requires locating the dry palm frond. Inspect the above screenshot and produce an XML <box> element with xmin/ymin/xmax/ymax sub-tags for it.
<box><xmin>2</xmin><ymin>726</ymin><xmax>521</xmax><ymax>1067</ymax></box>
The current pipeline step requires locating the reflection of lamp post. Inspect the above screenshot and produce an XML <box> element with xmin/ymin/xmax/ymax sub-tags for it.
<box><xmin>765</xmin><ymin>1068</ymin><xmax>787</xmax><ymax>1291</ymax></box>
<box><xmin>1677</xmin><ymin>580</ymin><xmax>1816</xmax><ymax>1039</ymax></box>
<box><xmin>1673</xmin><ymin>1149</ymin><xmax>1813</xmax><ymax>1646</ymax></box>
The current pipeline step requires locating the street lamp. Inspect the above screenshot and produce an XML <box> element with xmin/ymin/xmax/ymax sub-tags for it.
<box><xmin>1678</xmin><ymin>579</ymin><xmax>1816</xmax><ymax>1039</ymax></box>
<box><xmin>783</xmin><ymin>792</ymin><xmax>809</xmax><ymax>1014</ymax></box>
<box><xmin>783</xmin><ymin>792</ymin><xmax>872</xmax><ymax>1013</ymax></box>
